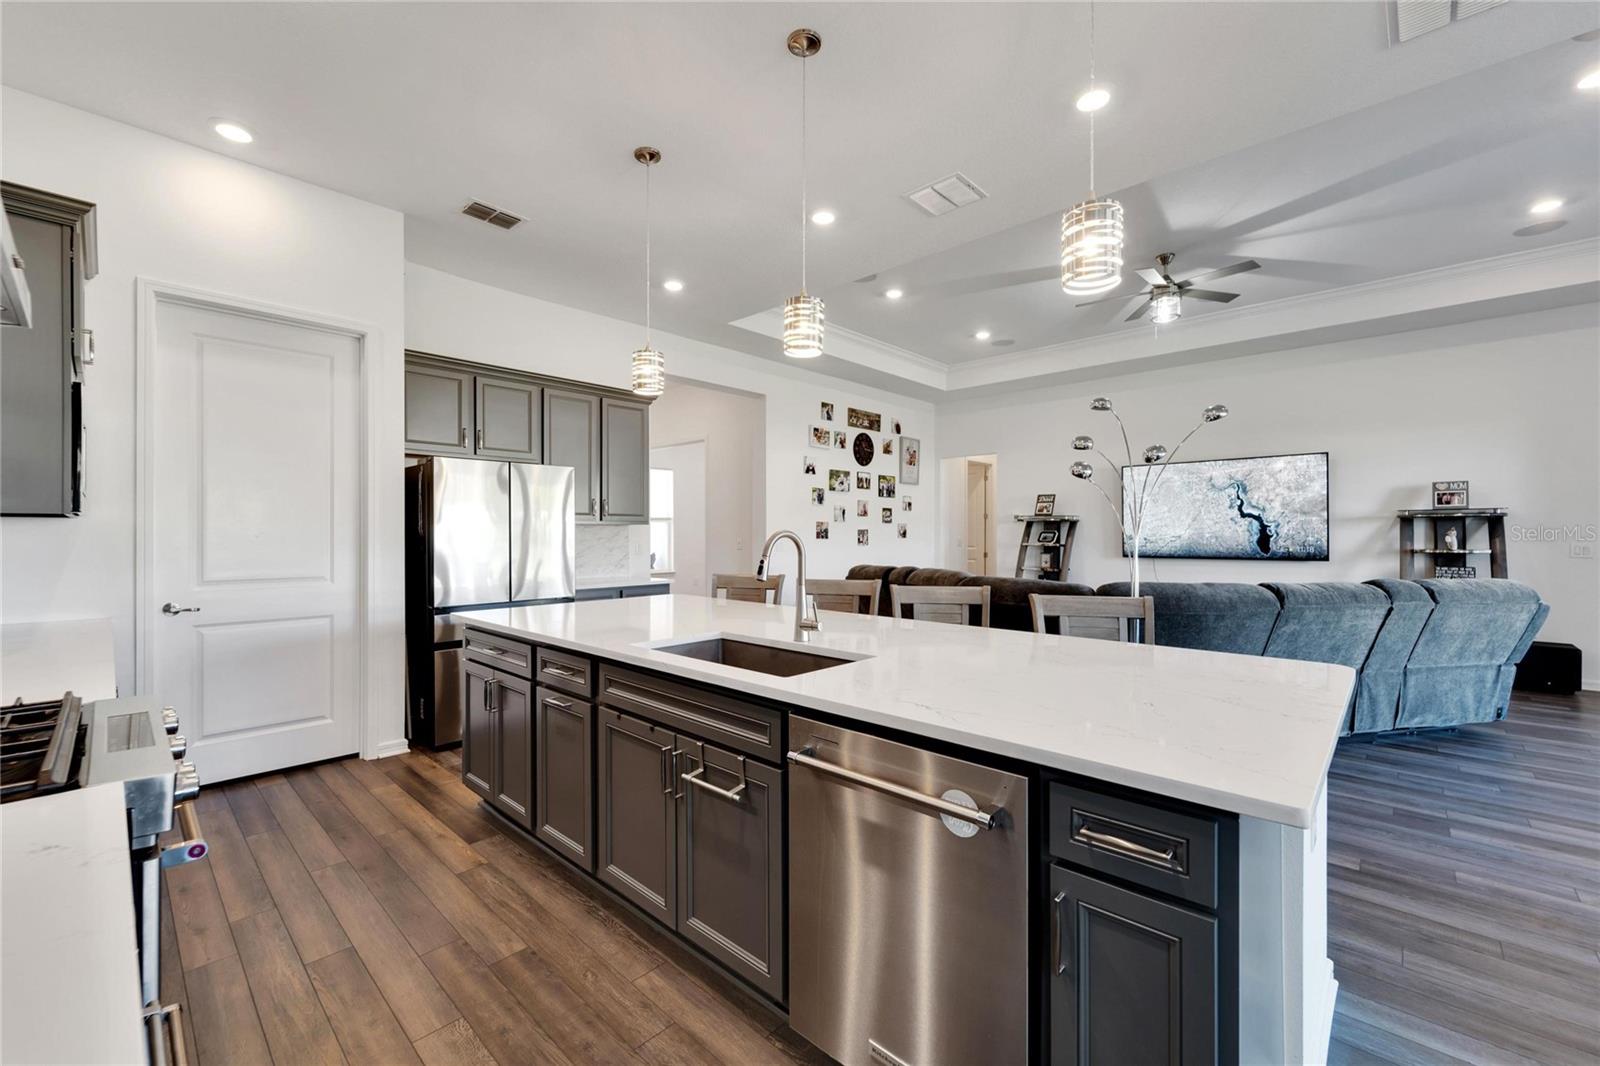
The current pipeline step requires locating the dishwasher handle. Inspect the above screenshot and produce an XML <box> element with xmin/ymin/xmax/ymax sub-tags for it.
<box><xmin>787</xmin><ymin>747</ymin><xmax>997</xmax><ymax>830</ymax></box>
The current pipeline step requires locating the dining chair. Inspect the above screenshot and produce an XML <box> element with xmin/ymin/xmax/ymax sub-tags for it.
<box><xmin>1029</xmin><ymin>594</ymin><xmax>1156</xmax><ymax>644</ymax></box>
<box><xmin>712</xmin><ymin>573</ymin><xmax>785</xmax><ymax>604</ymax></box>
<box><xmin>806</xmin><ymin>578</ymin><xmax>880</xmax><ymax>616</ymax></box>
<box><xmin>888</xmin><ymin>585</ymin><xmax>991</xmax><ymax>627</ymax></box>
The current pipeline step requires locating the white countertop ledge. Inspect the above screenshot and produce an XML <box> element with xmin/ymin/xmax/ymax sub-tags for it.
<box><xmin>454</xmin><ymin>595</ymin><xmax>1354</xmax><ymax>828</ymax></box>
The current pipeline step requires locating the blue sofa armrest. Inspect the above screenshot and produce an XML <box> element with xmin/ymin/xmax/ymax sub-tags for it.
<box><xmin>1355</xmin><ymin>580</ymin><xmax>1435</xmax><ymax>734</ymax></box>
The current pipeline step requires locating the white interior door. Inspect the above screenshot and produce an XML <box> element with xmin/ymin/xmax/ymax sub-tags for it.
<box><xmin>966</xmin><ymin>463</ymin><xmax>989</xmax><ymax>574</ymax></box>
<box><xmin>149</xmin><ymin>298</ymin><xmax>361</xmax><ymax>782</ymax></box>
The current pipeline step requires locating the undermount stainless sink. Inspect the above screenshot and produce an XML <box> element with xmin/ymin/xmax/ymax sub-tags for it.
<box><xmin>654</xmin><ymin>637</ymin><xmax>857</xmax><ymax>677</ymax></box>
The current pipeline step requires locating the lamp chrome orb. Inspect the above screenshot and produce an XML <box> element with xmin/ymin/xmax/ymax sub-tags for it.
<box><xmin>1072</xmin><ymin>435</ymin><xmax>1095</xmax><ymax>451</ymax></box>
<box><xmin>1143</xmin><ymin>444</ymin><xmax>1168</xmax><ymax>464</ymax></box>
<box><xmin>1069</xmin><ymin>461</ymin><xmax>1095</xmax><ymax>481</ymax></box>
<box><xmin>1202</xmin><ymin>403</ymin><xmax>1229</xmax><ymax>423</ymax></box>
<box><xmin>1089</xmin><ymin>397</ymin><xmax>1113</xmax><ymax>412</ymax></box>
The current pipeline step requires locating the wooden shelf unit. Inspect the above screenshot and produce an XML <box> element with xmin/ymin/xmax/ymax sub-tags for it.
<box><xmin>1014</xmin><ymin>514</ymin><xmax>1080</xmax><ymax>582</ymax></box>
<box><xmin>1397</xmin><ymin>507</ymin><xmax>1507</xmax><ymax>579</ymax></box>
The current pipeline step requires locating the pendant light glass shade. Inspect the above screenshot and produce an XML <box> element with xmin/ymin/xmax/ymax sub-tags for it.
<box><xmin>1149</xmin><ymin>287</ymin><xmax>1181</xmax><ymax>324</ymax></box>
<box><xmin>630</xmin><ymin>346</ymin><xmax>666</xmax><ymax>396</ymax></box>
<box><xmin>783</xmin><ymin>294</ymin><xmax>825</xmax><ymax>359</ymax></box>
<box><xmin>1060</xmin><ymin>197</ymin><xmax>1125</xmax><ymax>296</ymax></box>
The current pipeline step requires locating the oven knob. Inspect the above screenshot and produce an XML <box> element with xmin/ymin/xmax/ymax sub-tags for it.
<box><xmin>168</xmin><ymin>733</ymin><xmax>188</xmax><ymax>759</ymax></box>
<box><xmin>161</xmin><ymin>706</ymin><xmax>180</xmax><ymax>735</ymax></box>
<box><xmin>173</xmin><ymin>761</ymin><xmax>201</xmax><ymax>803</ymax></box>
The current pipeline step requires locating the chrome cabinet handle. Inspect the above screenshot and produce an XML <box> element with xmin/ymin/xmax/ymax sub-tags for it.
<box><xmin>588</xmin><ymin>496</ymin><xmax>597</xmax><ymax>516</ymax></box>
<box><xmin>787</xmin><ymin>748</ymin><xmax>997</xmax><ymax>830</ymax></box>
<box><xmin>1052</xmin><ymin>890</ymin><xmax>1069</xmax><ymax>976</ymax></box>
<box><xmin>470</xmin><ymin>642</ymin><xmax>517</xmax><ymax>661</ymax></box>
<box><xmin>160</xmin><ymin>801</ymin><xmax>209</xmax><ymax>868</ymax></box>
<box><xmin>543</xmin><ymin>695</ymin><xmax>581</xmax><ymax>718</ymax></box>
<box><xmin>476</xmin><ymin>428</ymin><xmax>484</xmax><ymax>450</ymax></box>
<box><xmin>682</xmin><ymin>765</ymin><xmax>747</xmax><ymax>804</ymax></box>
<box><xmin>541</xmin><ymin>663</ymin><xmax>579</xmax><ymax>680</ymax></box>
<box><xmin>459</xmin><ymin>425</ymin><xmax>467</xmax><ymax>447</ymax></box>
<box><xmin>657</xmin><ymin>742</ymin><xmax>674</xmax><ymax>794</ymax></box>
<box><xmin>1075</xmin><ymin>825</ymin><xmax>1178</xmax><ymax>868</ymax></box>
<box><xmin>600</xmin><ymin>498</ymin><xmax>608</xmax><ymax>518</ymax></box>
<box><xmin>161</xmin><ymin>602</ymin><xmax>200</xmax><ymax>615</ymax></box>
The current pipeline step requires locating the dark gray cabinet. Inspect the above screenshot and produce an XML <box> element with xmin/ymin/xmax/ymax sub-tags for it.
<box><xmin>2</xmin><ymin>183</ymin><xmax>94</xmax><ymax>517</ymax></box>
<box><xmin>597</xmin><ymin>708</ymin><xmax>677</xmax><ymax>924</ymax></box>
<box><xmin>535</xmin><ymin>687</ymin><xmax>593</xmax><ymax>871</ymax></box>
<box><xmin>460</xmin><ymin>658</ymin><xmax>534</xmax><ymax>830</ymax></box>
<box><xmin>405</xmin><ymin>363</ymin><xmax>474</xmax><ymax>455</ymax></box>
<box><xmin>544</xmin><ymin>387</ymin><xmax>601</xmax><ymax>521</ymax></box>
<box><xmin>1049</xmin><ymin>863</ymin><xmax>1217</xmax><ymax>1065</ymax></box>
<box><xmin>600</xmin><ymin>397</ymin><xmax>649</xmax><ymax>523</ymax></box>
<box><xmin>475</xmin><ymin>375</ymin><xmax>541</xmax><ymax>460</ymax></box>
<box><xmin>676</xmin><ymin>740</ymin><xmax>785</xmax><ymax>1000</ymax></box>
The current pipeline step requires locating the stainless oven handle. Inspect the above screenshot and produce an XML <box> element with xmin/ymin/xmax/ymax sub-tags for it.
<box><xmin>787</xmin><ymin>748</ymin><xmax>997</xmax><ymax>830</ymax></box>
<box><xmin>160</xmin><ymin>801</ymin><xmax>209</xmax><ymax>868</ymax></box>
<box><xmin>37</xmin><ymin>693</ymin><xmax>82</xmax><ymax>788</ymax></box>
<box><xmin>1074</xmin><ymin>826</ymin><xmax>1178</xmax><ymax>867</ymax></box>
<box><xmin>144</xmin><ymin>1001</ymin><xmax>189</xmax><ymax>1066</ymax></box>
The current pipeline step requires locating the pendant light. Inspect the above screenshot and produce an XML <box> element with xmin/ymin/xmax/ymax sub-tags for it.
<box><xmin>1061</xmin><ymin>1</ymin><xmax>1124</xmax><ymax>297</ymax></box>
<box><xmin>783</xmin><ymin>28</ymin><xmax>824</xmax><ymax>359</ymax></box>
<box><xmin>630</xmin><ymin>146</ymin><xmax>666</xmax><ymax>397</ymax></box>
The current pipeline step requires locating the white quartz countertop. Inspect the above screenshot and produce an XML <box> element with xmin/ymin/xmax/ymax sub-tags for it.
<box><xmin>454</xmin><ymin>594</ymin><xmax>1354</xmax><ymax>827</ymax></box>
<box><xmin>1</xmin><ymin>618</ymin><xmax>118</xmax><ymax>704</ymax></box>
<box><xmin>575</xmin><ymin>575</ymin><xmax>672</xmax><ymax>591</ymax></box>
<box><xmin>1</xmin><ymin>784</ymin><xmax>146</xmax><ymax>1065</ymax></box>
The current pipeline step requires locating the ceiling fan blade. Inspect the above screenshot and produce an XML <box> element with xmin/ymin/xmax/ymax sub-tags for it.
<box><xmin>1135</xmin><ymin>268</ymin><xmax>1166</xmax><ymax>286</ymax></box>
<box><xmin>1076</xmin><ymin>290</ymin><xmax>1146</xmax><ymax>308</ymax></box>
<box><xmin>1125</xmin><ymin>301</ymin><xmax>1153</xmax><ymax>322</ymax></box>
<box><xmin>1179</xmin><ymin>259</ymin><xmax>1260</xmax><ymax>286</ymax></box>
<box><xmin>1181</xmin><ymin>289</ymin><xmax>1240</xmax><ymax>303</ymax></box>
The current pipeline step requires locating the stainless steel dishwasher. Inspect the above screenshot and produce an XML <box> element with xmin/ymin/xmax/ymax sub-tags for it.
<box><xmin>787</xmin><ymin>715</ymin><xmax>1029</xmax><ymax>1066</ymax></box>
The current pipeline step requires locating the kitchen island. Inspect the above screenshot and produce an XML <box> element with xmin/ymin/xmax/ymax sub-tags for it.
<box><xmin>453</xmin><ymin>593</ymin><xmax>1351</xmax><ymax>1066</ymax></box>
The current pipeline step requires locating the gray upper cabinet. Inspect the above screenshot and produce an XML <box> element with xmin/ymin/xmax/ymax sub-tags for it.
<box><xmin>601</xmin><ymin>397</ymin><xmax>649</xmax><ymax>523</ymax></box>
<box><xmin>405</xmin><ymin>363</ymin><xmax>473</xmax><ymax>455</ymax></box>
<box><xmin>475</xmin><ymin>375</ymin><xmax>541</xmax><ymax>461</ymax></box>
<box><xmin>544</xmin><ymin>387</ymin><xmax>601</xmax><ymax>521</ymax></box>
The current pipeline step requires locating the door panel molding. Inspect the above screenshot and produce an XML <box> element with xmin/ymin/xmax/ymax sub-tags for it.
<box><xmin>134</xmin><ymin>278</ymin><xmax>388</xmax><ymax>773</ymax></box>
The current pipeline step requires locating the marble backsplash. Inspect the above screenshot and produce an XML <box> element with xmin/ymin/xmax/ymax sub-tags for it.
<box><xmin>576</xmin><ymin>523</ymin><xmax>651</xmax><ymax>580</ymax></box>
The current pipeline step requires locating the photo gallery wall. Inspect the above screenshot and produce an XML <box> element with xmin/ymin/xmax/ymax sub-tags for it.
<box><xmin>807</xmin><ymin>401</ymin><xmax>919</xmax><ymax>545</ymax></box>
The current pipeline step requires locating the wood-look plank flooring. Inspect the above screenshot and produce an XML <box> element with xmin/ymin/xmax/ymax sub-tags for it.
<box><xmin>164</xmin><ymin>692</ymin><xmax>1599</xmax><ymax>1065</ymax></box>
<box><xmin>1327</xmin><ymin>690</ymin><xmax>1600</xmax><ymax>1066</ymax></box>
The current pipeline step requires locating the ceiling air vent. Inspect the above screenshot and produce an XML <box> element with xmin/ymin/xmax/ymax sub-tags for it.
<box><xmin>905</xmin><ymin>173</ymin><xmax>988</xmax><ymax>217</ymax></box>
<box><xmin>461</xmin><ymin>200</ymin><xmax>523</xmax><ymax>230</ymax></box>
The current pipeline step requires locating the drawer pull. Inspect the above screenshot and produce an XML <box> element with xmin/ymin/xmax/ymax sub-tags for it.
<box><xmin>682</xmin><ymin>765</ymin><xmax>747</xmax><ymax>804</ymax></box>
<box><xmin>470</xmin><ymin>643</ymin><xmax>525</xmax><ymax>665</ymax></box>
<box><xmin>542</xmin><ymin>663</ymin><xmax>580</xmax><ymax>680</ymax></box>
<box><xmin>1075</xmin><ymin>825</ymin><xmax>1178</xmax><ymax>868</ymax></box>
<box><xmin>1051</xmin><ymin>890</ymin><xmax>1069</xmax><ymax>976</ymax></box>
<box><xmin>543</xmin><ymin>695</ymin><xmax>582</xmax><ymax>719</ymax></box>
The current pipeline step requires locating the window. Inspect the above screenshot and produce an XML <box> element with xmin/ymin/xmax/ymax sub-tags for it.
<box><xmin>649</xmin><ymin>468</ymin><xmax>674</xmax><ymax>574</ymax></box>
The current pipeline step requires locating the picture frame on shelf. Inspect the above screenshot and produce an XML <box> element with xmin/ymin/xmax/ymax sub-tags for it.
<box><xmin>1433</xmin><ymin>480</ymin><xmax>1469</xmax><ymax>508</ymax></box>
<box><xmin>1036</xmin><ymin>528</ymin><xmax>1059</xmax><ymax>546</ymax></box>
<box><xmin>1034</xmin><ymin>493</ymin><xmax>1056</xmax><ymax>516</ymax></box>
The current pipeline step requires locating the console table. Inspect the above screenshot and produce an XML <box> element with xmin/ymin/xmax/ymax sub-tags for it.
<box><xmin>1397</xmin><ymin>508</ymin><xmax>1508</xmax><ymax>579</ymax></box>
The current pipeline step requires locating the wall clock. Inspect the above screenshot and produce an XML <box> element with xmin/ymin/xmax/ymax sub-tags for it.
<box><xmin>852</xmin><ymin>432</ymin><xmax>875</xmax><ymax>467</ymax></box>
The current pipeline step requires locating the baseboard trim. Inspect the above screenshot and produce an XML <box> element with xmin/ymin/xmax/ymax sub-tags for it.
<box><xmin>1582</xmin><ymin>678</ymin><xmax>1599</xmax><ymax>693</ymax></box>
<box><xmin>369</xmin><ymin>738</ymin><xmax>410</xmax><ymax>760</ymax></box>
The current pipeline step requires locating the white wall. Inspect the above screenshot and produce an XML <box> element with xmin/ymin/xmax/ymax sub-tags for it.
<box><xmin>0</xmin><ymin>89</ymin><xmax>409</xmax><ymax>749</ymax></box>
<box><xmin>649</xmin><ymin>381</ymin><xmax>763</xmax><ymax>591</ymax></box>
<box><xmin>406</xmin><ymin>264</ymin><xmax>938</xmax><ymax>599</ymax></box>
<box><xmin>936</xmin><ymin>305</ymin><xmax>1600</xmax><ymax>677</ymax></box>
<box><xmin>649</xmin><ymin>442</ymin><xmax>708</xmax><ymax>595</ymax></box>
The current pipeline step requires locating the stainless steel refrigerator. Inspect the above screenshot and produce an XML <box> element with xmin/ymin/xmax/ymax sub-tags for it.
<box><xmin>405</xmin><ymin>457</ymin><xmax>575</xmax><ymax>746</ymax></box>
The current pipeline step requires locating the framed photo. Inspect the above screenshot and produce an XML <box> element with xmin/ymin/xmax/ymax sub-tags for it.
<box><xmin>893</xmin><ymin>418</ymin><xmax>903</xmax><ymax>435</ymax></box>
<box><xmin>856</xmin><ymin>500</ymin><xmax>868</xmax><ymax>517</ymax></box>
<box><xmin>857</xmin><ymin>529</ymin><xmax>869</xmax><ymax>545</ymax></box>
<box><xmin>815</xmin><ymin>521</ymin><xmax>829</xmax><ymax>539</ymax></box>
<box><xmin>1034</xmin><ymin>494</ymin><xmax>1056</xmax><ymax>516</ymax></box>
<box><xmin>809</xmin><ymin>425</ymin><xmax>832</xmax><ymax>450</ymax></box>
<box><xmin>881</xmin><ymin>437</ymin><xmax>894</xmax><ymax>456</ymax></box>
<box><xmin>829</xmin><ymin>469</ymin><xmax>851</xmax><ymax>493</ymax></box>
<box><xmin>847</xmin><ymin>407</ymin><xmax>882</xmax><ymax>432</ymax></box>
<box><xmin>803</xmin><ymin>458</ymin><xmax>816</xmax><ymax>476</ymax></box>
<box><xmin>820</xmin><ymin>401</ymin><xmax>835</xmax><ymax>422</ymax></box>
<box><xmin>881</xmin><ymin>507</ymin><xmax>893</xmax><ymax>523</ymax></box>
<box><xmin>834</xmin><ymin>431</ymin><xmax>847</xmax><ymax>449</ymax></box>
<box><xmin>897</xmin><ymin>523</ymin><xmax>908</xmax><ymax>539</ymax></box>
<box><xmin>878</xmin><ymin>474</ymin><xmax>896</xmax><ymax>498</ymax></box>
<box><xmin>856</xmin><ymin>473</ymin><xmax>872</xmax><ymax>490</ymax></box>
<box><xmin>1433</xmin><ymin>480</ymin><xmax>1469</xmax><ymax>509</ymax></box>
<box><xmin>902</xmin><ymin>496</ymin><xmax>912</xmax><ymax>512</ymax></box>
<box><xmin>810</xmin><ymin>487</ymin><xmax>825</xmax><ymax>505</ymax></box>
<box><xmin>832</xmin><ymin>505</ymin><xmax>846</xmax><ymax>523</ymax></box>
<box><xmin>1037</xmin><ymin>528</ymin><xmax>1059</xmax><ymax>546</ymax></box>
<box><xmin>1434</xmin><ymin>565</ymin><xmax>1477</xmax><ymax>579</ymax></box>
<box><xmin>899</xmin><ymin>436</ymin><xmax>920</xmax><ymax>485</ymax></box>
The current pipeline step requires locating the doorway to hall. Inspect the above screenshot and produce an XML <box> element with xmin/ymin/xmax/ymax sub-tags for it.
<box><xmin>940</xmin><ymin>454</ymin><xmax>998</xmax><ymax>576</ymax></box>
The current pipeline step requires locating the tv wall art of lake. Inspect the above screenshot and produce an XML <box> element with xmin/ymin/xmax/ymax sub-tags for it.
<box><xmin>1121</xmin><ymin>452</ymin><xmax>1330</xmax><ymax>561</ymax></box>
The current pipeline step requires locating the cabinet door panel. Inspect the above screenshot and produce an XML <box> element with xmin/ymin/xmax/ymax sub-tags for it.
<box><xmin>675</xmin><ymin>740</ymin><xmax>784</xmax><ymax>1001</ymax></box>
<box><xmin>536</xmin><ymin>687</ymin><xmax>593</xmax><ymax>871</ymax></box>
<box><xmin>493</xmin><ymin>671</ymin><xmax>534</xmax><ymax>829</ymax></box>
<box><xmin>596</xmin><ymin>708</ymin><xmax>675</xmax><ymax>924</ymax></box>
<box><xmin>461</xmin><ymin>660</ymin><xmax>496</xmax><ymax>802</ymax></box>
<box><xmin>600</xmin><ymin>397</ymin><xmax>649</xmax><ymax>523</ymax></box>
<box><xmin>476</xmin><ymin>376</ymin><xmax>541</xmax><ymax>460</ymax></box>
<box><xmin>405</xmin><ymin>363</ymin><xmax>473</xmax><ymax>455</ymax></box>
<box><xmin>1049</xmin><ymin>864</ymin><xmax>1217</xmax><ymax>1066</ymax></box>
<box><xmin>544</xmin><ymin>388</ymin><xmax>600</xmax><ymax>521</ymax></box>
<box><xmin>0</xmin><ymin>214</ymin><xmax>75</xmax><ymax>516</ymax></box>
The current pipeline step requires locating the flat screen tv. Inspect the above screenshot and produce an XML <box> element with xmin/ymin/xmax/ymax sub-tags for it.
<box><xmin>1120</xmin><ymin>451</ymin><xmax>1329</xmax><ymax>560</ymax></box>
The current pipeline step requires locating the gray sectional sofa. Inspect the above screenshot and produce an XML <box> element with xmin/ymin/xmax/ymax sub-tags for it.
<box><xmin>845</xmin><ymin>565</ymin><xmax>1549</xmax><ymax>737</ymax></box>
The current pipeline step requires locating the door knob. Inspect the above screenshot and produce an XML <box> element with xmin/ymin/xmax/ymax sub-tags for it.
<box><xmin>162</xmin><ymin>602</ymin><xmax>201</xmax><ymax>616</ymax></box>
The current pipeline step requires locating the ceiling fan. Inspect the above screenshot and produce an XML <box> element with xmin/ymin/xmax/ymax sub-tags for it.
<box><xmin>1079</xmin><ymin>253</ymin><xmax>1261</xmax><ymax>324</ymax></box>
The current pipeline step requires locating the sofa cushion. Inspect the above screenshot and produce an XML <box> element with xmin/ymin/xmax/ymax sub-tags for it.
<box><xmin>846</xmin><ymin>565</ymin><xmax>921</xmax><ymax>617</ymax></box>
<box><xmin>1398</xmin><ymin>580</ymin><xmax>1545</xmax><ymax>728</ymax></box>
<box><xmin>957</xmin><ymin>575</ymin><xmax>1094</xmax><ymax>632</ymax></box>
<box><xmin>1096</xmin><ymin>582</ymin><xmax>1280</xmax><ymax>654</ymax></box>
<box><xmin>1353</xmin><ymin>580</ymin><xmax>1435</xmax><ymax>734</ymax></box>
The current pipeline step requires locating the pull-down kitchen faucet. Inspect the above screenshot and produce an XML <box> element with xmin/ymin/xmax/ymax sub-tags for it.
<box><xmin>755</xmin><ymin>529</ymin><xmax>819</xmax><ymax>643</ymax></box>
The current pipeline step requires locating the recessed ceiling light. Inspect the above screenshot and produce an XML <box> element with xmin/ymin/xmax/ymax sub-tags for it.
<box><xmin>884</xmin><ymin>288</ymin><xmax>904</xmax><ymax>300</ymax></box>
<box><xmin>974</xmin><ymin>329</ymin><xmax>992</xmax><ymax>341</ymax></box>
<box><xmin>1075</xmin><ymin>88</ymin><xmax>1110</xmax><ymax>112</ymax></box>
<box><xmin>212</xmin><ymin>121</ymin><xmax>253</xmax><ymax>144</ymax></box>
<box><xmin>810</xmin><ymin>209</ymin><xmax>836</xmax><ymax>226</ymax></box>
<box><xmin>662</xmin><ymin>279</ymin><xmax>684</xmax><ymax>292</ymax></box>
<box><xmin>1578</xmin><ymin>69</ymin><xmax>1600</xmax><ymax>90</ymax></box>
<box><xmin>1529</xmin><ymin>197</ymin><xmax>1565</xmax><ymax>215</ymax></box>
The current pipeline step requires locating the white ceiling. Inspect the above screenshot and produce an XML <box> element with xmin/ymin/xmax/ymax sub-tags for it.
<box><xmin>4</xmin><ymin>2</ymin><xmax>1597</xmax><ymax>394</ymax></box>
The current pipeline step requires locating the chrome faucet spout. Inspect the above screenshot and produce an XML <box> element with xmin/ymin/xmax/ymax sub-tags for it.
<box><xmin>757</xmin><ymin>529</ymin><xmax>819</xmax><ymax>643</ymax></box>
